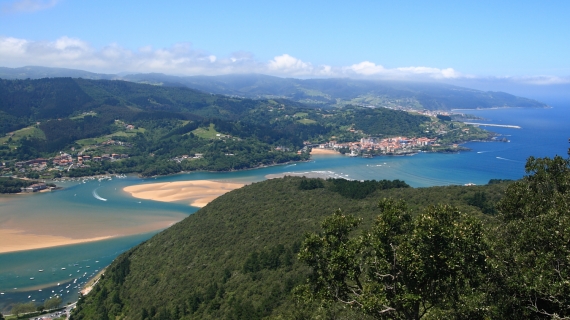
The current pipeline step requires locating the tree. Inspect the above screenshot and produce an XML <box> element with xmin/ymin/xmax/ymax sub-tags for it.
<box><xmin>490</xmin><ymin>154</ymin><xmax>570</xmax><ymax>319</ymax></box>
<box><xmin>297</xmin><ymin>199</ymin><xmax>488</xmax><ymax>319</ymax></box>
<box><xmin>44</xmin><ymin>296</ymin><xmax>63</xmax><ymax>310</ymax></box>
<box><xmin>10</xmin><ymin>302</ymin><xmax>37</xmax><ymax>316</ymax></box>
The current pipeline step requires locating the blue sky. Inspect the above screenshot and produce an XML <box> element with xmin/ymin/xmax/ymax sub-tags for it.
<box><xmin>1</xmin><ymin>0</ymin><xmax>569</xmax><ymax>85</ymax></box>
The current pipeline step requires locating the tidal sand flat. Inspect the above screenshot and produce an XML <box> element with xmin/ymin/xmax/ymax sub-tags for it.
<box><xmin>0</xmin><ymin>229</ymin><xmax>113</xmax><ymax>254</ymax></box>
<box><xmin>0</xmin><ymin>178</ymin><xmax>190</xmax><ymax>254</ymax></box>
<box><xmin>123</xmin><ymin>180</ymin><xmax>246</xmax><ymax>207</ymax></box>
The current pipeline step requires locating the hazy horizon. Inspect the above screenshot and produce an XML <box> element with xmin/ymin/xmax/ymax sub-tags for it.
<box><xmin>1</xmin><ymin>0</ymin><xmax>568</xmax><ymax>89</ymax></box>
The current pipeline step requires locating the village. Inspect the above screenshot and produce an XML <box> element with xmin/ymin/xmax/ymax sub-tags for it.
<box><xmin>1</xmin><ymin>142</ymin><xmax>130</xmax><ymax>179</ymax></box>
<box><xmin>313</xmin><ymin>135</ymin><xmax>452</xmax><ymax>156</ymax></box>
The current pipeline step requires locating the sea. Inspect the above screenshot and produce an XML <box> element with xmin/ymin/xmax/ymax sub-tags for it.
<box><xmin>1</xmin><ymin>99</ymin><xmax>569</xmax><ymax>312</ymax></box>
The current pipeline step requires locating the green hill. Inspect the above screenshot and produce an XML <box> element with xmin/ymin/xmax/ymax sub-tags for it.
<box><xmin>69</xmin><ymin>177</ymin><xmax>509</xmax><ymax>319</ymax></box>
<box><xmin>123</xmin><ymin>73</ymin><xmax>549</xmax><ymax>110</ymax></box>
<box><xmin>69</xmin><ymin>151</ymin><xmax>570</xmax><ymax>319</ymax></box>
<box><xmin>1</xmin><ymin>77</ymin><xmax>492</xmax><ymax>178</ymax></box>
<box><xmin>0</xmin><ymin>66</ymin><xmax>548</xmax><ymax>111</ymax></box>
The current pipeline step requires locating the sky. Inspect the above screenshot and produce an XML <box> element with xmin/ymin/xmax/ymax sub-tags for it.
<box><xmin>1</xmin><ymin>0</ymin><xmax>569</xmax><ymax>88</ymax></box>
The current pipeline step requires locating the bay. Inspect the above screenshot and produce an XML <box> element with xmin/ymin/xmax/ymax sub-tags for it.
<box><xmin>1</xmin><ymin>100</ymin><xmax>568</xmax><ymax>311</ymax></box>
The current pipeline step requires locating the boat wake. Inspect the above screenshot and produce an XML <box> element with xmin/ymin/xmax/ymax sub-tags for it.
<box><xmin>496</xmin><ymin>157</ymin><xmax>520</xmax><ymax>162</ymax></box>
<box><xmin>477</xmin><ymin>151</ymin><xmax>490</xmax><ymax>154</ymax></box>
<box><xmin>92</xmin><ymin>188</ymin><xmax>107</xmax><ymax>201</ymax></box>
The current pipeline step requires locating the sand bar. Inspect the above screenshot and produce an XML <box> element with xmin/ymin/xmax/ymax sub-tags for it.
<box><xmin>310</xmin><ymin>148</ymin><xmax>339</xmax><ymax>155</ymax></box>
<box><xmin>123</xmin><ymin>180</ymin><xmax>245</xmax><ymax>207</ymax></box>
<box><xmin>0</xmin><ymin>229</ymin><xmax>114</xmax><ymax>254</ymax></box>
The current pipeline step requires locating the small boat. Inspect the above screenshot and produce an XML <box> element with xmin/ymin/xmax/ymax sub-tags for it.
<box><xmin>38</xmin><ymin>289</ymin><xmax>42</xmax><ymax>292</ymax></box>
<box><xmin>57</xmin><ymin>283</ymin><xmax>60</xmax><ymax>286</ymax></box>
<box><xmin>61</xmin><ymin>267</ymin><xmax>66</xmax><ymax>270</ymax></box>
<box><xmin>39</xmin><ymin>269</ymin><xmax>44</xmax><ymax>272</ymax></box>
<box><xmin>30</xmin><ymin>277</ymin><xmax>34</xmax><ymax>280</ymax></box>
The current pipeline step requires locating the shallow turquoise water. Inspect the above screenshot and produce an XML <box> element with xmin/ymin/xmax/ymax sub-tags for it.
<box><xmin>1</xmin><ymin>102</ymin><xmax>568</xmax><ymax>311</ymax></box>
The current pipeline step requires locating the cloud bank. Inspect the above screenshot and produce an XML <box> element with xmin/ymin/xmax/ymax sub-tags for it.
<box><xmin>0</xmin><ymin>36</ymin><xmax>567</xmax><ymax>85</ymax></box>
<box><xmin>0</xmin><ymin>36</ymin><xmax>465</xmax><ymax>80</ymax></box>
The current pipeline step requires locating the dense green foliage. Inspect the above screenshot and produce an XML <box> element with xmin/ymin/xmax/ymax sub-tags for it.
<box><xmin>70</xmin><ymin>177</ymin><xmax>510</xmax><ymax>319</ymax></box>
<box><xmin>298</xmin><ymin>199</ymin><xmax>487</xmax><ymax>319</ymax></box>
<box><xmin>298</xmin><ymin>153</ymin><xmax>570</xmax><ymax>319</ymax></box>
<box><xmin>488</xmin><ymin>155</ymin><xmax>570</xmax><ymax>319</ymax></box>
<box><xmin>327</xmin><ymin>178</ymin><xmax>410</xmax><ymax>199</ymax></box>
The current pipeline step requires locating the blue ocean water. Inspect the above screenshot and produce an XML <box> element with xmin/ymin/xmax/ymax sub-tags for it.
<box><xmin>1</xmin><ymin>100</ymin><xmax>568</xmax><ymax>311</ymax></box>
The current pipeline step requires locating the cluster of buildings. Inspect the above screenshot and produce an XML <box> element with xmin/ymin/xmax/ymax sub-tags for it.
<box><xmin>10</xmin><ymin>152</ymin><xmax>129</xmax><ymax>174</ymax></box>
<box><xmin>21</xmin><ymin>182</ymin><xmax>48</xmax><ymax>192</ymax></box>
<box><xmin>317</xmin><ymin>136</ymin><xmax>439</xmax><ymax>155</ymax></box>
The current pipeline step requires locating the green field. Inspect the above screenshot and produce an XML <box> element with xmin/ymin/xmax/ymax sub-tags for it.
<box><xmin>75</xmin><ymin>128</ymin><xmax>146</xmax><ymax>147</ymax></box>
<box><xmin>69</xmin><ymin>111</ymin><xmax>97</xmax><ymax>120</ymax></box>
<box><xmin>297</xmin><ymin>118</ymin><xmax>317</xmax><ymax>124</ymax></box>
<box><xmin>0</xmin><ymin>125</ymin><xmax>46</xmax><ymax>144</ymax></box>
<box><xmin>191</xmin><ymin>123</ymin><xmax>221</xmax><ymax>139</ymax></box>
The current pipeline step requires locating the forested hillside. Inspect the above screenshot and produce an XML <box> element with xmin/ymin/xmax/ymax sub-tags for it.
<box><xmin>69</xmin><ymin>176</ymin><xmax>512</xmax><ymax>319</ymax></box>
<box><xmin>0</xmin><ymin>78</ymin><xmax>491</xmax><ymax>178</ymax></box>
<box><xmin>0</xmin><ymin>66</ymin><xmax>548</xmax><ymax>111</ymax></box>
<box><xmin>68</xmin><ymin>150</ymin><xmax>570</xmax><ymax>319</ymax></box>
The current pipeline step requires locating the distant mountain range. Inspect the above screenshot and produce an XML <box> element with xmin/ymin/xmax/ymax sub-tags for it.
<box><xmin>0</xmin><ymin>66</ymin><xmax>548</xmax><ymax>110</ymax></box>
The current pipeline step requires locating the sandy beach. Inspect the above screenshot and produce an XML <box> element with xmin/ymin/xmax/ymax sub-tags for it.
<box><xmin>123</xmin><ymin>180</ymin><xmax>246</xmax><ymax>207</ymax></box>
<box><xmin>310</xmin><ymin>148</ymin><xmax>339</xmax><ymax>155</ymax></box>
<box><xmin>0</xmin><ymin>229</ymin><xmax>115</xmax><ymax>254</ymax></box>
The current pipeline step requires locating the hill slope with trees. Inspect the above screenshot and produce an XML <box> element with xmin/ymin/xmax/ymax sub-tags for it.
<box><xmin>1</xmin><ymin>77</ymin><xmax>492</xmax><ymax>178</ymax></box>
<box><xmin>0</xmin><ymin>66</ymin><xmax>548</xmax><ymax>111</ymax></box>
<box><xmin>69</xmin><ymin>176</ymin><xmax>513</xmax><ymax>319</ymax></box>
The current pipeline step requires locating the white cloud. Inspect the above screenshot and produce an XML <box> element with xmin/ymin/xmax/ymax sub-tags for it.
<box><xmin>268</xmin><ymin>54</ymin><xmax>313</xmax><ymax>76</ymax></box>
<box><xmin>2</xmin><ymin>0</ymin><xmax>61</xmax><ymax>13</ymax></box>
<box><xmin>0</xmin><ymin>35</ymin><xmax>564</xmax><ymax>84</ymax></box>
<box><xmin>348</xmin><ymin>61</ymin><xmax>386</xmax><ymax>75</ymax></box>
<box><xmin>397</xmin><ymin>66</ymin><xmax>460</xmax><ymax>79</ymax></box>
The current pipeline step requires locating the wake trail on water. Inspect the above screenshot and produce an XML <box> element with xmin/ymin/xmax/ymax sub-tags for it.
<box><xmin>92</xmin><ymin>188</ymin><xmax>107</xmax><ymax>201</ymax></box>
<box><xmin>496</xmin><ymin>157</ymin><xmax>522</xmax><ymax>162</ymax></box>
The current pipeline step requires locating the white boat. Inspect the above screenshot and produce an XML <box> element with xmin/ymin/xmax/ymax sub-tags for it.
<box><xmin>39</xmin><ymin>269</ymin><xmax>44</xmax><ymax>272</ymax></box>
<box><xmin>30</xmin><ymin>277</ymin><xmax>34</xmax><ymax>280</ymax></box>
<box><xmin>61</xmin><ymin>267</ymin><xmax>66</xmax><ymax>270</ymax></box>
